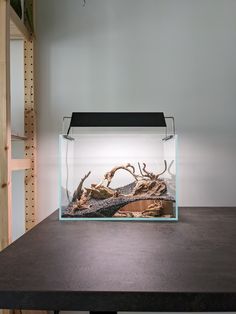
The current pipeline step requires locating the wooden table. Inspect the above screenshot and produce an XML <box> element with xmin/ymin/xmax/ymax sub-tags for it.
<box><xmin>0</xmin><ymin>207</ymin><xmax>236</xmax><ymax>312</ymax></box>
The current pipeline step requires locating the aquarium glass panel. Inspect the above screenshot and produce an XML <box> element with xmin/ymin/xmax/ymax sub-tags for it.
<box><xmin>59</xmin><ymin>128</ymin><xmax>178</xmax><ymax>221</ymax></box>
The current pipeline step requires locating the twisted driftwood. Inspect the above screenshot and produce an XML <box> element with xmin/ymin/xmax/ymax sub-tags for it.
<box><xmin>133</xmin><ymin>179</ymin><xmax>167</xmax><ymax>196</ymax></box>
<box><xmin>72</xmin><ymin>171</ymin><xmax>91</xmax><ymax>202</ymax></box>
<box><xmin>96</xmin><ymin>163</ymin><xmax>140</xmax><ymax>188</ymax></box>
<box><xmin>69</xmin><ymin>161</ymin><xmax>169</xmax><ymax>216</ymax></box>
<box><xmin>138</xmin><ymin>160</ymin><xmax>167</xmax><ymax>180</ymax></box>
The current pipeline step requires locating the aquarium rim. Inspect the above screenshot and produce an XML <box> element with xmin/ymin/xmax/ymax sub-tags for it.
<box><xmin>59</xmin><ymin>216</ymin><xmax>178</xmax><ymax>222</ymax></box>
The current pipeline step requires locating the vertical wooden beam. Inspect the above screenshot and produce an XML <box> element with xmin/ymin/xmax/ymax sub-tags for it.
<box><xmin>0</xmin><ymin>0</ymin><xmax>12</xmax><ymax>311</ymax></box>
<box><xmin>24</xmin><ymin>0</ymin><xmax>36</xmax><ymax>232</ymax></box>
<box><xmin>0</xmin><ymin>0</ymin><xmax>12</xmax><ymax>250</ymax></box>
<box><xmin>24</xmin><ymin>39</ymin><xmax>36</xmax><ymax>231</ymax></box>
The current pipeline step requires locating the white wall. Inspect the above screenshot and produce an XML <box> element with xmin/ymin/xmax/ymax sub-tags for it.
<box><xmin>36</xmin><ymin>0</ymin><xmax>236</xmax><ymax>222</ymax></box>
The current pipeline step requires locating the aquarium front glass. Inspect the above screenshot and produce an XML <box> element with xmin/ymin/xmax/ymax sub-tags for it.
<box><xmin>59</xmin><ymin>128</ymin><xmax>178</xmax><ymax>221</ymax></box>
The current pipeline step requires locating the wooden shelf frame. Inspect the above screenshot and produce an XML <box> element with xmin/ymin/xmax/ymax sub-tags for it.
<box><xmin>0</xmin><ymin>0</ymin><xmax>36</xmax><ymax>250</ymax></box>
<box><xmin>24</xmin><ymin>30</ymin><xmax>37</xmax><ymax>231</ymax></box>
<box><xmin>10</xmin><ymin>6</ymin><xmax>31</xmax><ymax>41</ymax></box>
<box><xmin>11</xmin><ymin>133</ymin><xmax>28</xmax><ymax>141</ymax></box>
<box><xmin>0</xmin><ymin>0</ymin><xmax>11</xmax><ymax>251</ymax></box>
<box><xmin>1</xmin><ymin>4</ymin><xmax>46</xmax><ymax>314</ymax></box>
<box><xmin>11</xmin><ymin>158</ymin><xmax>31</xmax><ymax>171</ymax></box>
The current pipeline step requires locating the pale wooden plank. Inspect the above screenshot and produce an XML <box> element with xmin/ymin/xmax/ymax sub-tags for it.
<box><xmin>0</xmin><ymin>0</ymin><xmax>12</xmax><ymax>251</ymax></box>
<box><xmin>11</xmin><ymin>133</ymin><xmax>28</xmax><ymax>141</ymax></box>
<box><xmin>11</xmin><ymin>159</ymin><xmax>31</xmax><ymax>171</ymax></box>
<box><xmin>10</xmin><ymin>6</ymin><xmax>30</xmax><ymax>41</ymax></box>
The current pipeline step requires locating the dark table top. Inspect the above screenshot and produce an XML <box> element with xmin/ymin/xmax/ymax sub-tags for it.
<box><xmin>0</xmin><ymin>207</ymin><xmax>236</xmax><ymax>312</ymax></box>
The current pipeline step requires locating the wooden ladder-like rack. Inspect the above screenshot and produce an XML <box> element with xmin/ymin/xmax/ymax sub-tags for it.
<box><xmin>0</xmin><ymin>0</ymin><xmax>36</xmax><ymax>250</ymax></box>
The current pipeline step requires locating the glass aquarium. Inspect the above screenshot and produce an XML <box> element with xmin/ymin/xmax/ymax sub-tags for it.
<box><xmin>59</xmin><ymin>113</ymin><xmax>178</xmax><ymax>221</ymax></box>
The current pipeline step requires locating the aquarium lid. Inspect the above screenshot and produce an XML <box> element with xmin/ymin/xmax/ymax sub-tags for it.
<box><xmin>67</xmin><ymin>112</ymin><xmax>166</xmax><ymax>134</ymax></box>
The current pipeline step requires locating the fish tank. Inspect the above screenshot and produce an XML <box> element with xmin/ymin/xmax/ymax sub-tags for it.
<box><xmin>59</xmin><ymin>112</ymin><xmax>178</xmax><ymax>221</ymax></box>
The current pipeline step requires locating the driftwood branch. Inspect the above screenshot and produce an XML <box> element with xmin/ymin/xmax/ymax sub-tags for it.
<box><xmin>156</xmin><ymin>160</ymin><xmax>167</xmax><ymax>179</ymax></box>
<box><xmin>72</xmin><ymin>171</ymin><xmax>91</xmax><ymax>201</ymax></box>
<box><xmin>133</xmin><ymin>179</ymin><xmax>167</xmax><ymax>196</ymax></box>
<box><xmin>138</xmin><ymin>160</ymin><xmax>167</xmax><ymax>180</ymax></box>
<box><xmin>70</xmin><ymin>160</ymin><xmax>168</xmax><ymax>213</ymax></box>
<box><xmin>141</xmin><ymin>163</ymin><xmax>156</xmax><ymax>180</ymax></box>
<box><xmin>97</xmin><ymin>163</ymin><xmax>140</xmax><ymax>187</ymax></box>
<box><xmin>168</xmin><ymin>160</ymin><xmax>175</xmax><ymax>176</ymax></box>
<box><xmin>66</xmin><ymin>159</ymin><xmax>174</xmax><ymax>217</ymax></box>
<box><xmin>138</xmin><ymin>162</ymin><xmax>147</xmax><ymax>178</ymax></box>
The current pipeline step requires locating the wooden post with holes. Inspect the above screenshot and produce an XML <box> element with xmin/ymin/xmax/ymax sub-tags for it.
<box><xmin>24</xmin><ymin>0</ymin><xmax>36</xmax><ymax>232</ymax></box>
<box><xmin>1</xmin><ymin>1</ymin><xmax>42</xmax><ymax>313</ymax></box>
<box><xmin>0</xmin><ymin>0</ymin><xmax>12</xmax><ymax>251</ymax></box>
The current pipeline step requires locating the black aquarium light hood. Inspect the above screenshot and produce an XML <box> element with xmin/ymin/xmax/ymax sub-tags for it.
<box><xmin>63</xmin><ymin>112</ymin><xmax>175</xmax><ymax>141</ymax></box>
<box><xmin>68</xmin><ymin>112</ymin><xmax>166</xmax><ymax>131</ymax></box>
